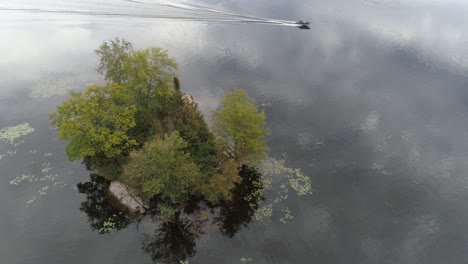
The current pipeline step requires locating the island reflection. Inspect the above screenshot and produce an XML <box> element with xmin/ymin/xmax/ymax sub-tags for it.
<box><xmin>77</xmin><ymin>165</ymin><xmax>264</xmax><ymax>263</ymax></box>
<box><xmin>77</xmin><ymin>174</ymin><xmax>132</xmax><ymax>233</ymax></box>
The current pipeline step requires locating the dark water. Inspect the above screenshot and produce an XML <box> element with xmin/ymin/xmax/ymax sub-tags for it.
<box><xmin>2</xmin><ymin>0</ymin><xmax>468</xmax><ymax>263</ymax></box>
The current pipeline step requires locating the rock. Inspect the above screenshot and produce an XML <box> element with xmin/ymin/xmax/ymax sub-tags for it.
<box><xmin>182</xmin><ymin>93</ymin><xmax>196</xmax><ymax>106</ymax></box>
<box><xmin>108</xmin><ymin>181</ymin><xmax>147</xmax><ymax>214</ymax></box>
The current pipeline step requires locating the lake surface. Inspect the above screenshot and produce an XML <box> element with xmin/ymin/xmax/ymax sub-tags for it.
<box><xmin>2</xmin><ymin>0</ymin><xmax>468</xmax><ymax>263</ymax></box>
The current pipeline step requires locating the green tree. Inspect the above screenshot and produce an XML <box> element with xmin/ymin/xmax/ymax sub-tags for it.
<box><xmin>50</xmin><ymin>83</ymin><xmax>138</xmax><ymax>160</ymax></box>
<box><xmin>123</xmin><ymin>132</ymin><xmax>200</xmax><ymax>204</ymax></box>
<box><xmin>95</xmin><ymin>37</ymin><xmax>134</xmax><ymax>84</ymax></box>
<box><xmin>95</xmin><ymin>38</ymin><xmax>178</xmax><ymax>112</ymax></box>
<box><xmin>213</xmin><ymin>89</ymin><xmax>269</xmax><ymax>165</ymax></box>
<box><xmin>125</xmin><ymin>48</ymin><xmax>178</xmax><ymax>111</ymax></box>
<box><xmin>198</xmin><ymin>159</ymin><xmax>241</xmax><ymax>204</ymax></box>
<box><xmin>174</xmin><ymin>98</ymin><xmax>219</xmax><ymax>171</ymax></box>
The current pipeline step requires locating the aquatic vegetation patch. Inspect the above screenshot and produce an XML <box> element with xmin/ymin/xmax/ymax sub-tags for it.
<box><xmin>30</xmin><ymin>77</ymin><xmax>73</xmax><ymax>98</ymax></box>
<box><xmin>98</xmin><ymin>216</ymin><xmax>117</xmax><ymax>233</ymax></box>
<box><xmin>9</xmin><ymin>174</ymin><xmax>37</xmax><ymax>185</ymax></box>
<box><xmin>0</xmin><ymin>149</ymin><xmax>20</xmax><ymax>161</ymax></box>
<box><xmin>371</xmin><ymin>163</ymin><xmax>391</xmax><ymax>175</ymax></box>
<box><xmin>41</xmin><ymin>161</ymin><xmax>53</xmax><ymax>174</ymax></box>
<box><xmin>38</xmin><ymin>186</ymin><xmax>49</xmax><ymax>196</ymax></box>
<box><xmin>9</xmin><ymin>158</ymin><xmax>67</xmax><ymax>206</ymax></box>
<box><xmin>26</xmin><ymin>196</ymin><xmax>37</xmax><ymax>206</ymax></box>
<box><xmin>255</xmin><ymin>204</ymin><xmax>273</xmax><ymax>220</ymax></box>
<box><xmin>53</xmin><ymin>181</ymin><xmax>66</xmax><ymax>187</ymax></box>
<box><xmin>0</xmin><ymin>123</ymin><xmax>35</xmax><ymax>146</ymax></box>
<box><xmin>262</xmin><ymin>158</ymin><xmax>312</xmax><ymax>196</ymax></box>
<box><xmin>7</xmin><ymin>149</ymin><xmax>18</xmax><ymax>156</ymax></box>
<box><xmin>279</xmin><ymin>207</ymin><xmax>294</xmax><ymax>224</ymax></box>
<box><xmin>240</xmin><ymin>257</ymin><xmax>253</xmax><ymax>263</ymax></box>
<box><xmin>254</xmin><ymin>158</ymin><xmax>312</xmax><ymax>222</ymax></box>
<box><xmin>30</xmin><ymin>74</ymin><xmax>103</xmax><ymax>98</ymax></box>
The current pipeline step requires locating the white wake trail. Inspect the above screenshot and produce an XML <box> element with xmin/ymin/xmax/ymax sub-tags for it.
<box><xmin>0</xmin><ymin>0</ymin><xmax>302</xmax><ymax>27</ymax></box>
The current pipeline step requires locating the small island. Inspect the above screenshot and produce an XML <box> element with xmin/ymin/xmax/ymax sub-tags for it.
<box><xmin>50</xmin><ymin>38</ymin><xmax>269</xmax><ymax>220</ymax></box>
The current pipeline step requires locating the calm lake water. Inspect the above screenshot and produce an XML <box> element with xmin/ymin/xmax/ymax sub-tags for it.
<box><xmin>2</xmin><ymin>0</ymin><xmax>468</xmax><ymax>263</ymax></box>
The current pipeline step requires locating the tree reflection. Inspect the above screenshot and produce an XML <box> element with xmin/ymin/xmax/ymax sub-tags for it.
<box><xmin>77</xmin><ymin>174</ymin><xmax>132</xmax><ymax>233</ymax></box>
<box><xmin>141</xmin><ymin>212</ymin><xmax>202</xmax><ymax>264</ymax></box>
<box><xmin>216</xmin><ymin>165</ymin><xmax>264</xmax><ymax>237</ymax></box>
<box><xmin>77</xmin><ymin>167</ymin><xmax>264</xmax><ymax>263</ymax></box>
<box><xmin>140</xmin><ymin>166</ymin><xmax>264</xmax><ymax>263</ymax></box>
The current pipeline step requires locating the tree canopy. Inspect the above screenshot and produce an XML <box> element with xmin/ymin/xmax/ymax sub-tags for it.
<box><xmin>95</xmin><ymin>37</ymin><xmax>133</xmax><ymax>84</ymax></box>
<box><xmin>50</xmin><ymin>83</ymin><xmax>138</xmax><ymax>160</ymax></box>
<box><xmin>123</xmin><ymin>132</ymin><xmax>200</xmax><ymax>204</ymax></box>
<box><xmin>95</xmin><ymin>38</ymin><xmax>178</xmax><ymax>112</ymax></box>
<box><xmin>213</xmin><ymin>89</ymin><xmax>269</xmax><ymax>165</ymax></box>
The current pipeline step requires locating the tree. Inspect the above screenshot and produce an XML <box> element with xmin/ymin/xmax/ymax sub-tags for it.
<box><xmin>95</xmin><ymin>38</ymin><xmax>178</xmax><ymax>112</ymax></box>
<box><xmin>174</xmin><ymin>99</ymin><xmax>219</xmax><ymax>172</ymax></box>
<box><xmin>122</xmin><ymin>132</ymin><xmax>200</xmax><ymax>204</ymax></box>
<box><xmin>213</xmin><ymin>89</ymin><xmax>269</xmax><ymax>165</ymax></box>
<box><xmin>95</xmin><ymin>37</ymin><xmax>134</xmax><ymax>84</ymax></box>
<box><xmin>50</xmin><ymin>83</ymin><xmax>138</xmax><ymax>160</ymax></box>
<box><xmin>198</xmin><ymin>159</ymin><xmax>241</xmax><ymax>204</ymax></box>
<box><xmin>125</xmin><ymin>48</ymin><xmax>178</xmax><ymax>112</ymax></box>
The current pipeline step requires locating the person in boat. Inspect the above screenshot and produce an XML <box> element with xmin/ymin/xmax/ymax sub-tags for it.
<box><xmin>296</xmin><ymin>20</ymin><xmax>311</xmax><ymax>29</ymax></box>
<box><xmin>296</xmin><ymin>20</ymin><xmax>310</xmax><ymax>25</ymax></box>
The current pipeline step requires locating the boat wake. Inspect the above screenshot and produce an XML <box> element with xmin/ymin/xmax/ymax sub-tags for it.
<box><xmin>0</xmin><ymin>0</ymin><xmax>309</xmax><ymax>29</ymax></box>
